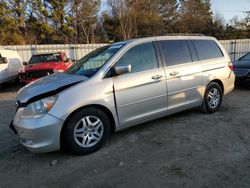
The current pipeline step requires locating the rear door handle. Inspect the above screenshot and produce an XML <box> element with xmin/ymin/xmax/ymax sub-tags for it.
<box><xmin>169</xmin><ymin>71</ymin><xmax>179</xmax><ymax>76</ymax></box>
<box><xmin>151</xmin><ymin>75</ymin><xmax>163</xmax><ymax>80</ymax></box>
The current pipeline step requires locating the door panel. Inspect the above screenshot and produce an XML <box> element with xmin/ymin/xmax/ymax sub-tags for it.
<box><xmin>111</xmin><ymin>41</ymin><xmax>167</xmax><ymax>126</ymax></box>
<box><xmin>0</xmin><ymin>63</ymin><xmax>9</xmax><ymax>83</ymax></box>
<box><xmin>113</xmin><ymin>68</ymin><xmax>167</xmax><ymax>126</ymax></box>
<box><xmin>7</xmin><ymin>58</ymin><xmax>19</xmax><ymax>80</ymax></box>
<box><xmin>8</xmin><ymin>58</ymin><xmax>21</xmax><ymax>76</ymax></box>
<box><xmin>165</xmin><ymin>62</ymin><xmax>203</xmax><ymax>110</ymax></box>
<box><xmin>158</xmin><ymin>40</ymin><xmax>203</xmax><ymax>111</ymax></box>
<box><xmin>0</xmin><ymin>53</ymin><xmax>9</xmax><ymax>83</ymax></box>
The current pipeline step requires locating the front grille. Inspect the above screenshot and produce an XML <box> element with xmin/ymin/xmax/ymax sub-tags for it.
<box><xmin>20</xmin><ymin>69</ymin><xmax>54</xmax><ymax>80</ymax></box>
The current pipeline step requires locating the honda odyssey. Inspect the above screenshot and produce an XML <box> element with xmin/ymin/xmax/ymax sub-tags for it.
<box><xmin>10</xmin><ymin>35</ymin><xmax>235</xmax><ymax>155</ymax></box>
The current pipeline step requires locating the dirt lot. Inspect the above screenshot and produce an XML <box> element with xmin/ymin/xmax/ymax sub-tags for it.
<box><xmin>1</xmin><ymin>83</ymin><xmax>250</xmax><ymax>188</ymax></box>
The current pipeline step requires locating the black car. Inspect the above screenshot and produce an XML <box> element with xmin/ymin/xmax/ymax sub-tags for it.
<box><xmin>233</xmin><ymin>52</ymin><xmax>250</xmax><ymax>85</ymax></box>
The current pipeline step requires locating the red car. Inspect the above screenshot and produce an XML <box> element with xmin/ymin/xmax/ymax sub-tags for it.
<box><xmin>19</xmin><ymin>52</ymin><xmax>73</xmax><ymax>84</ymax></box>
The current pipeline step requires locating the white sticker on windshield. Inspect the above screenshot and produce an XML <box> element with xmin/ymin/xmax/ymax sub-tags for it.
<box><xmin>109</xmin><ymin>45</ymin><xmax>123</xmax><ymax>49</ymax></box>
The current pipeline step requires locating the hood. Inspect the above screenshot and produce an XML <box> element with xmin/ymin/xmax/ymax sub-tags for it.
<box><xmin>17</xmin><ymin>73</ymin><xmax>87</xmax><ymax>105</ymax></box>
<box><xmin>25</xmin><ymin>62</ymin><xmax>62</xmax><ymax>71</ymax></box>
<box><xmin>233</xmin><ymin>60</ymin><xmax>250</xmax><ymax>69</ymax></box>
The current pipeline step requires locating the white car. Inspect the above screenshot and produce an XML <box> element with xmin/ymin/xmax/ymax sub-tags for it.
<box><xmin>0</xmin><ymin>49</ymin><xmax>23</xmax><ymax>89</ymax></box>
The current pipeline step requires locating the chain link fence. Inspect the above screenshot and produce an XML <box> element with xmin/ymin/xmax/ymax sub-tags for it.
<box><xmin>220</xmin><ymin>39</ymin><xmax>250</xmax><ymax>61</ymax></box>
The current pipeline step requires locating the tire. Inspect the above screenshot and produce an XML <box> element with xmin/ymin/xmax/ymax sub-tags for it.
<box><xmin>201</xmin><ymin>82</ymin><xmax>223</xmax><ymax>113</ymax></box>
<box><xmin>62</xmin><ymin>107</ymin><xmax>111</xmax><ymax>155</ymax></box>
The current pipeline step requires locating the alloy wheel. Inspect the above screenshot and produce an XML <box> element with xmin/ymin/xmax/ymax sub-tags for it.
<box><xmin>207</xmin><ymin>88</ymin><xmax>220</xmax><ymax>109</ymax></box>
<box><xmin>73</xmin><ymin>116</ymin><xmax>104</xmax><ymax>148</ymax></box>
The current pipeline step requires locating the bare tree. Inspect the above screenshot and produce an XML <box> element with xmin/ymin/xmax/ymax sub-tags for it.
<box><xmin>107</xmin><ymin>0</ymin><xmax>137</xmax><ymax>40</ymax></box>
<box><xmin>177</xmin><ymin>0</ymin><xmax>213</xmax><ymax>34</ymax></box>
<box><xmin>70</xmin><ymin>0</ymin><xmax>100</xmax><ymax>44</ymax></box>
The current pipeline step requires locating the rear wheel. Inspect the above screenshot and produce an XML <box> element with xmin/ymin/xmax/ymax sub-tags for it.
<box><xmin>62</xmin><ymin>107</ymin><xmax>111</xmax><ymax>155</ymax></box>
<box><xmin>201</xmin><ymin>82</ymin><xmax>222</xmax><ymax>113</ymax></box>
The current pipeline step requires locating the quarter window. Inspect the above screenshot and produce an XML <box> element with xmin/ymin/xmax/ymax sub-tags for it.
<box><xmin>192</xmin><ymin>40</ymin><xmax>223</xmax><ymax>60</ymax></box>
<box><xmin>115</xmin><ymin>42</ymin><xmax>158</xmax><ymax>74</ymax></box>
<box><xmin>159</xmin><ymin>40</ymin><xmax>192</xmax><ymax>66</ymax></box>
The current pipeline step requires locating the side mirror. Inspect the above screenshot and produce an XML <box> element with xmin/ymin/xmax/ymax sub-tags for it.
<box><xmin>65</xmin><ymin>58</ymin><xmax>71</xmax><ymax>62</ymax></box>
<box><xmin>0</xmin><ymin>57</ymin><xmax>7</xmax><ymax>64</ymax></box>
<box><xmin>23</xmin><ymin>62</ymin><xmax>28</xmax><ymax>66</ymax></box>
<box><xmin>114</xmin><ymin>64</ymin><xmax>132</xmax><ymax>75</ymax></box>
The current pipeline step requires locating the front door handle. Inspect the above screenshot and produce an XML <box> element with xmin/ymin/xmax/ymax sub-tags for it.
<box><xmin>169</xmin><ymin>71</ymin><xmax>179</xmax><ymax>76</ymax></box>
<box><xmin>151</xmin><ymin>75</ymin><xmax>163</xmax><ymax>80</ymax></box>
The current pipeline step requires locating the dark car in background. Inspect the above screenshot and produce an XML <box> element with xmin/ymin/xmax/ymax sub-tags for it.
<box><xmin>19</xmin><ymin>52</ymin><xmax>73</xmax><ymax>84</ymax></box>
<box><xmin>233</xmin><ymin>52</ymin><xmax>250</xmax><ymax>85</ymax></box>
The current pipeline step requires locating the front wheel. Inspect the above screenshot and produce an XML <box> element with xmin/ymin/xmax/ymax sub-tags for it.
<box><xmin>62</xmin><ymin>107</ymin><xmax>111</xmax><ymax>155</ymax></box>
<box><xmin>201</xmin><ymin>82</ymin><xmax>223</xmax><ymax>113</ymax></box>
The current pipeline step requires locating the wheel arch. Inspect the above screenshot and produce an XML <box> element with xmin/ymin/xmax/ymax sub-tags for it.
<box><xmin>201</xmin><ymin>79</ymin><xmax>224</xmax><ymax>113</ymax></box>
<box><xmin>60</xmin><ymin>104</ymin><xmax>116</xmax><ymax>147</ymax></box>
<box><xmin>209</xmin><ymin>79</ymin><xmax>224</xmax><ymax>94</ymax></box>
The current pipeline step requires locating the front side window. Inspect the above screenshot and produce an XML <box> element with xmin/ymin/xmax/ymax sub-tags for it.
<box><xmin>115</xmin><ymin>42</ymin><xmax>158</xmax><ymax>74</ymax></box>
<box><xmin>192</xmin><ymin>40</ymin><xmax>223</xmax><ymax>60</ymax></box>
<box><xmin>68</xmin><ymin>44</ymin><xmax>123</xmax><ymax>77</ymax></box>
<box><xmin>159</xmin><ymin>40</ymin><xmax>192</xmax><ymax>66</ymax></box>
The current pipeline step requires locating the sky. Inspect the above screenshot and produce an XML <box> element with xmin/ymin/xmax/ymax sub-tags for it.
<box><xmin>101</xmin><ymin>0</ymin><xmax>250</xmax><ymax>24</ymax></box>
<box><xmin>211</xmin><ymin>0</ymin><xmax>250</xmax><ymax>23</ymax></box>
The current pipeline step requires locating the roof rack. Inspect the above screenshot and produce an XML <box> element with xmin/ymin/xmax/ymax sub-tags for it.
<box><xmin>166</xmin><ymin>33</ymin><xmax>205</xmax><ymax>36</ymax></box>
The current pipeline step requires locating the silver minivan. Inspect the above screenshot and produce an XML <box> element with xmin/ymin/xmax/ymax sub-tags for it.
<box><xmin>11</xmin><ymin>35</ymin><xmax>235</xmax><ymax>154</ymax></box>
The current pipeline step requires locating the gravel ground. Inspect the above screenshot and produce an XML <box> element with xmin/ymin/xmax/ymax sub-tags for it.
<box><xmin>1</xmin><ymin>83</ymin><xmax>250</xmax><ymax>188</ymax></box>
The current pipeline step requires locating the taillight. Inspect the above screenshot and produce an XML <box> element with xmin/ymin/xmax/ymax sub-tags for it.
<box><xmin>228</xmin><ymin>62</ymin><xmax>233</xmax><ymax>71</ymax></box>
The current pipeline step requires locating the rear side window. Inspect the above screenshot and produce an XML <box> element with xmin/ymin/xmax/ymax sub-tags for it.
<box><xmin>159</xmin><ymin>40</ymin><xmax>192</xmax><ymax>66</ymax></box>
<box><xmin>115</xmin><ymin>42</ymin><xmax>158</xmax><ymax>74</ymax></box>
<box><xmin>239</xmin><ymin>53</ymin><xmax>250</xmax><ymax>60</ymax></box>
<box><xmin>192</xmin><ymin>40</ymin><xmax>223</xmax><ymax>60</ymax></box>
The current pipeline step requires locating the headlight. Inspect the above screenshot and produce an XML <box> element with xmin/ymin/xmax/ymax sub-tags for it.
<box><xmin>20</xmin><ymin>95</ymin><xmax>58</xmax><ymax>119</ymax></box>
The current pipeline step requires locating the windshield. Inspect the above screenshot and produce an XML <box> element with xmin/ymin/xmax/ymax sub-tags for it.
<box><xmin>67</xmin><ymin>44</ymin><xmax>123</xmax><ymax>77</ymax></box>
<box><xmin>239</xmin><ymin>53</ymin><xmax>250</xmax><ymax>61</ymax></box>
<box><xmin>29</xmin><ymin>53</ymin><xmax>61</xmax><ymax>64</ymax></box>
